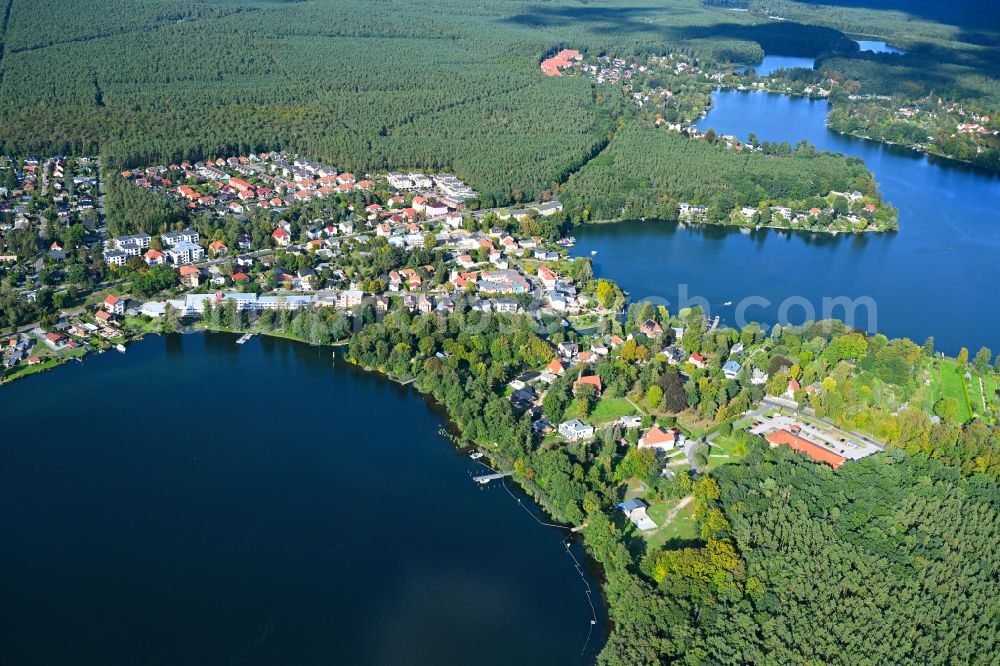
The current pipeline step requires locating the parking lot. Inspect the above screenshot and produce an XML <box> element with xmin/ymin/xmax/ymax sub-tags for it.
<box><xmin>748</xmin><ymin>412</ymin><xmax>882</xmax><ymax>461</ymax></box>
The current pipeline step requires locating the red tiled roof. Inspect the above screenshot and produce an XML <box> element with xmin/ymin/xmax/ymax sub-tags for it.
<box><xmin>639</xmin><ymin>425</ymin><xmax>674</xmax><ymax>447</ymax></box>
<box><xmin>766</xmin><ymin>429</ymin><xmax>845</xmax><ymax>469</ymax></box>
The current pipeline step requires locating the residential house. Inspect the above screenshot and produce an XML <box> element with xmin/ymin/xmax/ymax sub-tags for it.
<box><xmin>425</xmin><ymin>201</ymin><xmax>448</xmax><ymax>217</ymax></box>
<box><xmin>617</xmin><ymin>498</ymin><xmax>656</xmax><ymax>530</ymax></box>
<box><xmin>638</xmin><ymin>425</ymin><xmax>679</xmax><ymax>450</ymax></box>
<box><xmin>178</xmin><ymin>265</ymin><xmax>201</xmax><ymax>287</ymax></box>
<box><xmin>640</xmin><ymin>319</ymin><xmax>663</xmax><ymax>337</ymax></box>
<box><xmin>538</xmin><ymin>266</ymin><xmax>558</xmax><ymax>289</ymax></box>
<box><xmin>573</xmin><ymin>374</ymin><xmax>602</xmax><ymax>396</ymax></box>
<box><xmin>558</xmin><ymin>419</ymin><xmax>595</xmax><ymax>441</ymax></box>
<box><xmin>103</xmin><ymin>250</ymin><xmax>128</xmax><ymax>266</ymax></box>
<box><xmin>557</xmin><ymin>341</ymin><xmax>578</xmax><ymax>358</ymax></box>
<box><xmin>546</xmin><ymin>358</ymin><xmax>565</xmax><ymax>376</ymax></box>
<box><xmin>103</xmin><ymin>295</ymin><xmax>125</xmax><ymax>315</ymax></box>
<box><xmin>272</xmin><ymin>227</ymin><xmax>291</xmax><ymax>246</ymax></box>
<box><xmin>619</xmin><ymin>415</ymin><xmax>642</xmax><ymax>429</ymax></box>
<box><xmin>297</xmin><ymin>268</ymin><xmax>317</xmax><ymax>290</ymax></box>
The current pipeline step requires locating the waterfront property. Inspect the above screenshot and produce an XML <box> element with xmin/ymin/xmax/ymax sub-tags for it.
<box><xmin>617</xmin><ymin>498</ymin><xmax>657</xmax><ymax>531</ymax></box>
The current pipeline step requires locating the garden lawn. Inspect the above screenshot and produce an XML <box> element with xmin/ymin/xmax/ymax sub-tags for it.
<box><xmin>590</xmin><ymin>398</ymin><xmax>637</xmax><ymax>424</ymax></box>
<box><xmin>985</xmin><ymin>375</ymin><xmax>1000</xmax><ymax>408</ymax></box>
<box><xmin>704</xmin><ymin>434</ymin><xmax>740</xmax><ymax>472</ymax></box>
<box><xmin>935</xmin><ymin>360</ymin><xmax>973</xmax><ymax>422</ymax></box>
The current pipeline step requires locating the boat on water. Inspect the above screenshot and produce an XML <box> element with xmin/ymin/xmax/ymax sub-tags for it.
<box><xmin>115</xmin><ymin>344</ymin><xmax>126</xmax><ymax>353</ymax></box>
<box><xmin>591</xmin><ymin>250</ymin><xmax>598</xmax><ymax>256</ymax></box>
<box><xmin>470</xmin><ymin>451</ymin><xmax>484</xmax><ymax>460</ymax></box>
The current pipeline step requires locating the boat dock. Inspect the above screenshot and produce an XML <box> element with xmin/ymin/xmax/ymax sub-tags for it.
<box><xmin>473</xmin><ymin>472</ymin><xmax>511</xmax><ymax>485</ymax></box>
<box><xmin>236</xmin><ymin>333</ymin><xmax>254</xmax><ymax>345</ymax></box>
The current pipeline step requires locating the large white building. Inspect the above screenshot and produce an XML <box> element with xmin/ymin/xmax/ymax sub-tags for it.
<box><xmin>161</xmin><ymin>229</ymin><xmax>200</xmax><ymax>246</ymax></box>
<box><xmin>165</xmin><ymin>241</ymin><xmax>205</xmax><ymax>265</ymax></box>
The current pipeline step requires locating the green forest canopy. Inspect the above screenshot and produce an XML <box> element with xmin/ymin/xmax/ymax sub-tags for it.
<box><xmin>0</xmin><ymin>0</ymin><xmax>965</xmax><ymax>203</ymax></box>
<box><xmin>698</xmin><ymin>446</ymin><xmax>1000</xmax><ymax>664</ymax></box>
<box><xmin>559</xmin><ymin>125</ymin><xmax>883</xmax><ymax>220</ymax></box>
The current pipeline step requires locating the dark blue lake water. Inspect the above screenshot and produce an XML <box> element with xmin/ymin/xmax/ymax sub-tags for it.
<box><xmin>0</xmin><ymin>333</ymin><xmax>604</xmax><ymax>665</ymax></box>
<box><xmin>574</xmin><ymin>91</ymin><xmax>1000</xmax><ymax>354</ymax></box>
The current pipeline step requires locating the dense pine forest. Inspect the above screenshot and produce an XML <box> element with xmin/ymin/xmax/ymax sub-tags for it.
<box><xmin>0</xmin><ymin>0</ymin><xmax>952</xmax><ymax>204</ymax></box>
<box><xmin>699</xmin><ymin>448</ymin><xmax>1000</xmax><ymax>664</ymax></box>
<box><xmin>600</xmin><ymin>443</ymin><xmax>1000</xmax><ymax>664</ymax></box>
<box><xmin>2</xmin><ymin>0</ymin><xmax>995</xmax><ymax>206</ymax></box>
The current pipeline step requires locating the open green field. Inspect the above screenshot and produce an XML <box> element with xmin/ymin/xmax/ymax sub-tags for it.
<box><xmin>589</xmin><ymin>397</ymin><xmax>638</xmax><ymax>424</ymax></box>
<box><xmin>931</xmin><ymin>360</ymin><xmax>974</xmax><ymax>422</ymax></box>
<box><xmin>967</xmin><ymin>373</ymin><xmax>999</xmax><ymax>421</ymax></box>
<box><xmin>644</xmin><ymin>497</ymin><xmax>698</xmax><ymax>549</ymax></box>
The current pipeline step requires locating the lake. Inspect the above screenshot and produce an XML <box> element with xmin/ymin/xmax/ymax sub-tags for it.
<box><xmin>737</xmin><ymin>54</ymin><xmax>814</xmax><ymax>76</ymax></box>
<box><xmin>739</xmin><ymin>41</ymin><xmax>905</xmax><ymax>76</ymax></box>
<box><xmin>573</xmin><ymin>90</ymin><xmax>1000</xmax><ymax>354</ymax></box>
<box><xmin>855</xmin><ymin>40</ymin><xmax>905</xmax><ymax>54</ymax></box>
<box><xmin>0</xmin><ymin>333</ymin><xmax>604</xmax><ymax>665</ymax></box>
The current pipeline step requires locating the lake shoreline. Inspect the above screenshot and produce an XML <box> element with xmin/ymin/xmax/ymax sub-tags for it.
<box><xmin>188</xmin><ymin>324</ymin><xmax>618</xmax><ymax>642</ymax></box>
<box><xmin>581</xmin><ymin>215</ymin><xmax>882</xmax><ymax>235</ymax></box>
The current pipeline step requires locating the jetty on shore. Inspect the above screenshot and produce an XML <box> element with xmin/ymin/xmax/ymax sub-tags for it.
<box><xmin>473</xmin><ymin>472</ymin><xmax>511</xmax><ymax>485</ymax></box>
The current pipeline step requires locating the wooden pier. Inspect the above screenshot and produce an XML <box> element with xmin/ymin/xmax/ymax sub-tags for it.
<box><xmin>473</xmin><ymin>472</ymin><xmax>511</xmax><ymax>485</ymax></box>
<box><xmin>236</xmin><ymin>332</ymin><xmax>254</xmax><ymax>345</ymax></box>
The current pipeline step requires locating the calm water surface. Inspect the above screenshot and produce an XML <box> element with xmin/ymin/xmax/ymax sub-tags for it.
<box><xmin>0</xmin><ymin>333</ymin><xmax>604</xmax><ymax>665</ymax></box>
<box><xmin>574</xmin><ymin>91</ymin><xmax>1000</xmax><ymax>353</ymax></box>
<box><xmin>738</xmin><ymin>54</ymin><xmax>815</xmax><ymax>75</ymax></box>
<box><xmin>855</xmin><ymin>40</ymin><xmax>905</xmax><ymax>54</ymax></box>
